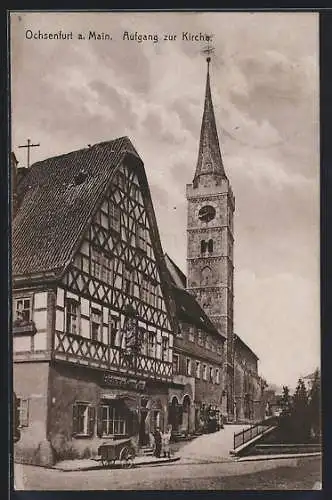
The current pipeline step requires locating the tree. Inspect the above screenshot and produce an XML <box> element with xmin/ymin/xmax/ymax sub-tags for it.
<box><xmin>280</xmin><ymin>385</ymin><xmax>292</xmax><ymax>416</ymax></box>
<box><xmin>308</xmin><ymin>369</ymin><xmax>321</xmax><ymax>440</ymax></box>
<box><xmin>290</xmin><ymin>378</ymin><xmax>310</xmax><ymax>441</ymax></box>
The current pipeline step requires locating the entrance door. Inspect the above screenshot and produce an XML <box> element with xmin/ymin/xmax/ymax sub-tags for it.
<box><xmin>182</xmin><ymin>395</ymin><xmax>191</xmax><ymax>433</ymax></box>
<box><xmin>138</xmin><ymin>409</ymin><xmax>149</xmax><ymax>446</ymax></box>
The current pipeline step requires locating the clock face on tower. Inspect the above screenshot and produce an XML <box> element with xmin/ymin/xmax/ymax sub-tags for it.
<box><xmin>198</xmin><ymin>205</ymin><xmax>216</xmax><ymax>223</ymax></box>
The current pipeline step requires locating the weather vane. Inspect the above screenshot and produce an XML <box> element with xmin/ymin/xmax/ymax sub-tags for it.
<box><xmin>202</xmin><ymin>35</ymin><xmax>215</xmax><ymax>65</ymax></box>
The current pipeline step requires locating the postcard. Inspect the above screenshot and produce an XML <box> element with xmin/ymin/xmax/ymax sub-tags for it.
<box><xmin>10</xmin><ymin>10</ymin><xmax>321</xmax><ymax>491</ymax></box>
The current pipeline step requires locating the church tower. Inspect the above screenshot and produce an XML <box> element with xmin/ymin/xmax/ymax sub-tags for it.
<box><xmin>186</xmin><ymin>56</ymin><xmax>235</xmax><ymax>419</ymax></box>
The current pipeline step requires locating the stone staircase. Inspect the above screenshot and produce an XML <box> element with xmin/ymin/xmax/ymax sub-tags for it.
<box><xmin>137</xmin><ymin>445</ymin><xmax>154</xmax><ymax>457</ymax></box>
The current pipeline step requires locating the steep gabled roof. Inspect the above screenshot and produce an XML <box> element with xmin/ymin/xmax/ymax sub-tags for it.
<box><xmin>171</xmin><ymin>285</ymin><xmax>223</xmax><ymax>338</ymax></box>
<box><xmin>12</xmin><ymin>137</ymin><xmax>139</xmax><ymax>278</ymax></box>
<box><xmin>164</xmin><ymin>252</ymin><xmax>223</xmax><ymax>339</ymax></box>
<box><xmin>234</xmin><ymin>333</ymin><xmax>259</xmax><ymax>361</ymax></box>
<box><xmin>164</xmin><ymin>253</ymin><xmax>187</xmax><ymax>289</ymax></box>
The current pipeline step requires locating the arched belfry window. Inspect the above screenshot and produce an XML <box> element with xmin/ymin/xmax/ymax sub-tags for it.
<box><xmin>201</xmin><ymin>266</ymin><xmax>212</xmax><ymax>286</ymax></box>
<box><xmin>201</xmin><ymin>240</ymin><xmax>207</xmax><ymax>254</ymax></box>
<box><xmin>208</xmin><ymin>239</ymin><xmax>213</xmax><ymax>253</ymax></box>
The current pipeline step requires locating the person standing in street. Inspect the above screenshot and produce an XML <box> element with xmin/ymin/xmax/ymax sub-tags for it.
<box><xmin>153</xmin><ymin>427</ymin><xmax>162</xmax><ymax>458</ymax></box>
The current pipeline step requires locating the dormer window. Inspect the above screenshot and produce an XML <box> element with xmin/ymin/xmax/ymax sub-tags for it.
<box><xmin>74</xmin><ymin>171</ymin><xmax>88</xmax><ymax>185</ymax></box>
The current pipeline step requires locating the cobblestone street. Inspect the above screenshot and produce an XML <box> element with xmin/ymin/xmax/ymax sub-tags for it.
<box><xmin>14</xmin><ymin>455</ymin><xmax>321</xmax><ymax>490</ymax></box>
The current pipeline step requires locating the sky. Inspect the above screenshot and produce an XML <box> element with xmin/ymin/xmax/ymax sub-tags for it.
<box><xmin>10</xmin><ymin>11</ymin><xmax>320</xmax><ymax>390</ymax></box>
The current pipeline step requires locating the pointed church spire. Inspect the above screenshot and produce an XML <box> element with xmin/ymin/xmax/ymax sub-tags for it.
<box><xmin>193</xmin><ymin>56</ymin><xmax>225</xmax><ymax>186</ymax></box>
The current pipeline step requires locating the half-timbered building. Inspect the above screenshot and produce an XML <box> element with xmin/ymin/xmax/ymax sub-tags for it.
<box><xmin>12</xmin><ymin>138</ymin><xmax>181</xmax><ymax>465</ymax></box>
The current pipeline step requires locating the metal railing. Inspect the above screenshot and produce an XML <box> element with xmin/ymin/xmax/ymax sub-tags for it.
<box><xmin>233</xmin><ymin>418</ymin><xmax>277</xmax><ymax>450</ymax></box>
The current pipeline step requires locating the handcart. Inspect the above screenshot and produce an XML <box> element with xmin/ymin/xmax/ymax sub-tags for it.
<box><xmin>98</xmin><ymin>438</ymin><xmax>136</xmax><ymax>468</ymax></box>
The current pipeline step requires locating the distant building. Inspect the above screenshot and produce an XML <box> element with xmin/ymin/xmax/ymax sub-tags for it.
<box><xmin>233</xmin><ymin>335</ymin><xmax>264</xmax><ymax>422</ymax></box>
<box><xmin>165</xmin><ymin>253</ymin><xmax>226</xmax><ymax>433</ymax></box>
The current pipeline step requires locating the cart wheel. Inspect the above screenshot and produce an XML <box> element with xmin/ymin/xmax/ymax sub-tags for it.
<box><xmin>120</xmin><ymin>446</ymin><xmax>135</xmax><ymax>469</ymax></box>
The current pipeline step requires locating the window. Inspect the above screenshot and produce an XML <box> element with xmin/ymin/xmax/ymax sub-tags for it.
<box><xmin>72</xmin><ymin>402</ymin><xmax>95</xmax><ymax>436</ymax></box>
<box><xmin>136</xmin><ymin>224</ymin><xmax>147</xmax><ymax>252</ymax></box>
<box><xmin>216</xmin><ymin>368</ymin><xmax>220</xmax><ymax>384</ymax></box>
<box><xmin>91</xmin><ymin>309</ymin><xmax>102</xmax><ymax>342</ymax></box>
<box><xmin>148</xmin><ymin>332</ymin><xmax>156</xmax><ymax>358</ymax></box>
<box><xmin>172</xmin><ymin>354</ymin><xmax>179</xmax><ymax>374</ymax></box>
<box><xmin>91</xmin><ymin>248</ymin><xmax>102</xmax><ymax>279</ymax></box>
<box><xmin>17</xmin><ymin>398</ymin><xmax>29</xmax><ymax>427</ymax></box>
<box><xmin>198</xmin><ymin>331</ymin><xmax>203</xmax><ymax>346</ymax></box>
<box><xmin>201</xmin><ymin>240</ymin><xmax>207</xmax><ymax>254</ymax></box>
<box><xmin>99</xmin><ymin>404</ymin><xmax>126</xmax><ymax>436</ymax></box>
<box><xmin>208</xmin><ymin>239</ymin><xmax>213</xmax><ymax>253</ymax></box>
<box><xmin>141</xmin><ymin>277</ymin><xmax>149</xmax><ymax>303</ymax></box>
<box><xmin>109</xmin><ymin>202</ymin><xmax>120</xmax><ymax>232</ymax></box>
<box><xmin>188</xmin><ymin>328</ymin><xmax>195</xmax><ymax>342</ymax></box>
<box><xmin>201</xmin><ymin>266</ymin><xmax>212</xmax><ymax>286</ymax></box>
<box><xmin>123</xmin><ymin>267</ymin><xmax>134</xmax><ymax>295</ymax></box>
<box><xmin>139</xmin><ymin>328</ymin><xmax>147</xmax><ymax>355</ymax></box>
<box><xmin>66</xmin><ymin>299</ymin><xmax>79</xmax><ymax>335</ymax></box>
<box><xmin>102</xmin><ymin>256</ymin><xmax>113</xmax><ymax>284</ymax></box>
<box><xmin>195</xmin><ymin>361</ymin><xmax>201</xmax><ymax>379</ymax></box>
<box><xmin>202</xmin><ymin>364</ymin><xmax>207</xmax><ymax>381</ymax></box>
<box><xmin>14</xmin><ymin>298</ymin><xmax>32</xmax><ymax>323</ymax></box>
<box><xmin>186</xmin><ymin>358</ymin><xmax>192</xmax><ymax>376</ymax></box>
<box><xmin>162</xmin><ymin>337</ymin><xmax>168</xmax><ymax>361</ymax></box>
<box><xmin>109</xmin><ymin>316</ymin><xmax>119</xmax><ymax>347</ymax></box>
<box><xmin>209</xmin><ymin>366</ymin><xmax>214</xmax><ymax>383</ymax></box>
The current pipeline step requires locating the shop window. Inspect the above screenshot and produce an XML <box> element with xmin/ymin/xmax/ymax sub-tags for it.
<box><xmin>17</xmin><ymin>397</ymin><xmax>29</xmax><ymax>427</ymax></box>
<box><xmin>109</xmin><ymin>202</ymin><xmax>120</xmax><ymax>232</ymax></box>
<box><xmin>99</xmin><ymin>404</ymin><xmax>127</xmax><ymax>436</ymax></box>
<box><xmin>148</xmin><ymin>332</ymin><xmax>156</xmax><ymax>358</ymax></box>
<box><xmin>66</xmin><ymin>299</ymin><xmax>79</xmax><ymax>335</ymax></box>
<box><xmin>172</xmin><ymin>354</ymin><xmax>179</xmax><ymax>374</ymax></box>
<box><xmin>14</xmin><ymin>297</ymin><xmax>32</xmax><ymax>323</ymax></box>
<box><xmin>91</xmin><ymin>309</ymin><xmax>102</xmax><ymax>342</ymax></box>
<box><xmin>195</xmin><ymin>361</ymin><xmax>201</xmax><ymax>379</ymax></box>
<box><xmin>72</xmin><ymin>402</ymin><xmax>95</xmax><ymax>437</ymax></box>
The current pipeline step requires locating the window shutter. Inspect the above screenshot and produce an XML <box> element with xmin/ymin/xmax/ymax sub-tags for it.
<box><xmin>96</xmin><ymin>406</ymin><xmax>103</xmax><ymax>437</ymax></box>
<box><xmin>72</xmin><ymin>404</ymin><xmax>79</xmax><ymax>436</ymax></box>
<box><xmin>88</xmin><ymin>406</ymin><xmax>95</xmax><ymax>436</ymax></box>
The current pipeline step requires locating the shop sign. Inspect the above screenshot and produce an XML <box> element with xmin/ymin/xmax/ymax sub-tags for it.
<box><xmin>102</xmin><ymin>372</ymin><xmax>146</xmax><ymax>392</ymax></box>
